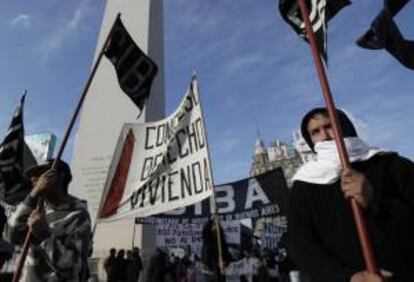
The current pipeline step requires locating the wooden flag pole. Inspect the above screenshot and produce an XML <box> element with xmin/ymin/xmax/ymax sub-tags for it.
<box><xmin>12</xmin><ymin>13</ymin><xmax>122</xmax><ymax>282</ymax></box>
<box><xmin>132</xmin><ymin>222</ymin><xmax>137</xmax><ymax>249</ymax></box>
<box><xmin>296</xmin><ymin>0</ymin><xmax>378</xmax><ymax>274</ymax></box>
<box><xmin>191</xmin><ymin>75</ymin><xmax>225</xmax><ymax>277</ymax></box>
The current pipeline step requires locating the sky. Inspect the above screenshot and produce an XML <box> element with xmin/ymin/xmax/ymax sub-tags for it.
<box><xmin>0</xmin><ymin>0</ymin><xmax>413</xmax><ymax>185</ymax></box>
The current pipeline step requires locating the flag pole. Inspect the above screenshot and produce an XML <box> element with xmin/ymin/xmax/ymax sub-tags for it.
<box><xmin>191</xmin><ymin>74</ymin><xmax>225</xmax><ymax>277</ymax></box>
<box><xmin>132</xmin><ymin>221</ymin><xmax>136</xmax><ymax>249</ymax></box>
<box><xmin>12</xmin><ymin>13</ymin><xmax>122</xmax><ymax>282</ymax></box>
<box><xmin>296</xmin><ymin>0</ymin><xmax>378</xmax><ymax>274</ymax></box>
<box><xmin>53</xmin><ymin>12</ymin><xmax>121</xmax><ymax>163</ymax></box>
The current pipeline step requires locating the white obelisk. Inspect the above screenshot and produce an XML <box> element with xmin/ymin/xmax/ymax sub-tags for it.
<box><xmin>70</xmin><ymin>0</ymin><xmax>164</xmax><ymax>258</ymax></box>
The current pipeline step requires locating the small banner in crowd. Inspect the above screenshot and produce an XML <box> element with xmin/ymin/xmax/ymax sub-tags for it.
<box><xmin>156</xmin><ymin>221</ymin><xmax>240</xmax><ymax>256</ymax></box>
<box><xmin>98</xmin><ymin>76</ymin><xmax>213</xmax><ymax>221</ymax></box>
<box><xmin>136</xmin><ymin>168</ymin><xmax>289</xmax><ymax>224</ymax></box>
<box><xmin>260</xmin><ymin>222</ymin><xmax>287</xmax><ymax>250</ymax></box>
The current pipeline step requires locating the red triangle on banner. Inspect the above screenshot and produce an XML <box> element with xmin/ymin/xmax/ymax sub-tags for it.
<box><xmin>99</xmin><ymin>129</ymin><xmax>135</xmax><ymax>218</ymax></box>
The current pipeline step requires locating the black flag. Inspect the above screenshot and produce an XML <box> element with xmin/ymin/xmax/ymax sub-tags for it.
<box><xmin>279</xmin><ymin>0</ymin><xmax>351</xmax><ymax>63</ymax></box>
<box><xmin>0</xmin><ymin>94</ymin><xmax>33</xmax><ymax>205</ymax></box>
<box><xmin>104</xmin><ymin>17</ymin><xmax>158</xmax><ymax>111</ymax></box>
<box><xmin>357</xmin><ymin>0</ymin><xmax>414</xmax><ymax>70</ymax></box>
<box><xmin>201</xmin><ymin>218</ymin><xmax>231</xmax><ymax>280</ymax></box>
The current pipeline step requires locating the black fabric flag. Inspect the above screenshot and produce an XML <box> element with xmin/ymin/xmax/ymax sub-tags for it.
<box><xmin>104</xmin><ymin>17</ymin><xmax>158</xmax><ymax>111</ymax></box>
<box><xmin>0</xmin><ymin>94</ymin><xmax>31</xmax><ymax>205</ymax></box>
<box><xmin>201</xmin><ymin>218</ymin><xmax>231</xmax><ymax>280</ymax></box>
<box><xmin>357</xmin><ymin>0</ymin><xmax>414</xmax><ymax>70</ymax></box>
<box><xmin>279</xmin><ymin>0</ymin><xmax>351</xmax><ymax>63</ymax></box>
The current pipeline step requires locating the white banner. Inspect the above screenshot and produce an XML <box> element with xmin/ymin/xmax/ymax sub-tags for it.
<box><xmin>156</xmin><ymin>221</ymin><xmax>240</xmax><ymax>254</ymax></box>
<box><xmin>156</xmin><ymin>223</ymin><xmax>203</xmax><ymax>247</ymax></box>
<box><xmin>98</xmin><ymin>77</ymin><xmax>213</xmax><ymax>221</ymax></box>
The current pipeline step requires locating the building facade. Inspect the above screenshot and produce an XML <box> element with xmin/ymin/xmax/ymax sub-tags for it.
<box><xmin>251</xmin><ymin>131</ymin><xmax>316</xmax><ymax>245</ymax></box>
<box><xmin>250</xmin><ymin>131</ymin><xmax>314</xmax><ymax>187</ymax></box>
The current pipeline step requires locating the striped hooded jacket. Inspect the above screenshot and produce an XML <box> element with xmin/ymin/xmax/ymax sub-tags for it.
<box><xmin>6</xmin><ymin>195</ymin><xmax>92</xmax><ymax>282</ymax></box>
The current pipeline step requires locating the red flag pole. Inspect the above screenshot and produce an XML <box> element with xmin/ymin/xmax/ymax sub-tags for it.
<box><xmin>12</xmin><ymin>13</ymin><xmax>122</xmax><ymax>282</ymax></box>
<box><xmin>296</xmin><ymin>0</ymin><xmax>378</xmax><ymax>274</ymax></box>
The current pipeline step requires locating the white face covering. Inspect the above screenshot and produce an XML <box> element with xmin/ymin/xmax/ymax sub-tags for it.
<box><xmin>292</xmin><ymin>137</ymin><xmax>387</xmax><ymax>184</ymax></box>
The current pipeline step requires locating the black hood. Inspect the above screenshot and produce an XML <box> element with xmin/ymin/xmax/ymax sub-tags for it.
<box><xmin>300</xmin><ymin>108</ymin><xmax>358</xmax><ymax>152</ymax></box>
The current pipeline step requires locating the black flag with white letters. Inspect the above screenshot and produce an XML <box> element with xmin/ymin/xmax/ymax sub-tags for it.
<box><xmin>104</xmin><ymin>17</ymin><xmax>158</xmax><ymax>111</ymax></box>
<box><xmin>0</xmin><ymin>94</ymin><xmax>33</xmax><ymax>205</ymax></box>
<box><xmin>136</xmin><ymin>168</ymin><xmax>289</xmax><ymax>224</ymax></box>
<box><xmin>279</xmin><ymin>0</ymin><xmax>351</xmax><ymax>63</ymax></box>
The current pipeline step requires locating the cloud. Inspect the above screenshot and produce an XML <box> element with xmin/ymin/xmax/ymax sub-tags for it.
<box><xmin>39</xmin><ymin>0</ymin><xmax>90</xmax><ymax>58</ymax></box>
<box><xmin>68</xmin><ymin>8</ymin><xmax>83</xmax><ymax>31</ymax></box>
<box><xmin>166</xmin><ymin>1</ymin><xmax>227</xmax><ymax>35</ymax></box>
<box><xmin>217</xmin><ymin>53</ymin><xmax>265</xmax><ymax>81</ymax></box>
<box><xmin>10</xmin><ymin>14</ymin><xmax>31</xmax><ymax>28</ymax></box>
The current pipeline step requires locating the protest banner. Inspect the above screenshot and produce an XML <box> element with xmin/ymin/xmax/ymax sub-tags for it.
<box><xmin>260</xmin><ymin>222</ymin><xmax>287</xmax><ymax>250</ymax></box>
<box><xmin>136</xmin><ymin>168</ymin><xmax>289</xmax><ymax>224</ymax></box>
<box><xmin>155</xmin><ymin>221</ymin><xmax>240</xmax><ymax>255</ymax></box>
<box><xmin>98</xmin><ymin>77</ymin><xmax>213</xmax><ymax>221</ymax></box>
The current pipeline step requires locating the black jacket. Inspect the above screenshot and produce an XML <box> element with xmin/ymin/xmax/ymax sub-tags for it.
<box><xmin>287</xmin><ymin>153</ymin><xmax>414</xmax><ymax>282</ymax></box>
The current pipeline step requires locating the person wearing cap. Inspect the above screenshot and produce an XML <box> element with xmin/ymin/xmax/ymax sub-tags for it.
<box><xmin>287</xmin><ymin>108</ymin><xmax>414</xmax><ymax>282</ymax></box>
<box><xmin>6</xmin><ymin>159</ymin><xmax>92</xmax><ymax>281</ymax></box>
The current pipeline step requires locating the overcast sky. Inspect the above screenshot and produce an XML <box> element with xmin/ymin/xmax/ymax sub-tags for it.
<box><xmin>0</xmin><ymin>0</ymin><xmax>413</xmax><ymax>184</ymax></box>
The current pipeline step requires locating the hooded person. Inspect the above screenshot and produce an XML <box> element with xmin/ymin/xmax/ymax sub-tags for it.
<box><xmin>287</xmin><ymin>108</ymin><xmax>414</xmax><ymax>282</ymax></box>
<box><xmin>5</xmin><ymin>159</ymin><xmax>92</xmax><ymax>282</ymax></box>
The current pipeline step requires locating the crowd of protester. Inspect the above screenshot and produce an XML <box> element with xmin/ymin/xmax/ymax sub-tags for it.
<box><xmin>1</xmin><ymin>108</ymin><xmax>412</xmax><ymax>282</ymax></box>
<box><xmin>0</xmin><ymin>158</ymin><xmax>304</xmax><ymax>282</ymax></box>
<box><xmin>103</xmin><ymin>247</ymin><xmax>143</xmax><ymax>282</ymax></box>
<box><xmin>102</xmin><ymin>245</ymin><xmax>303</xmax><ymax>282</ymax></box>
